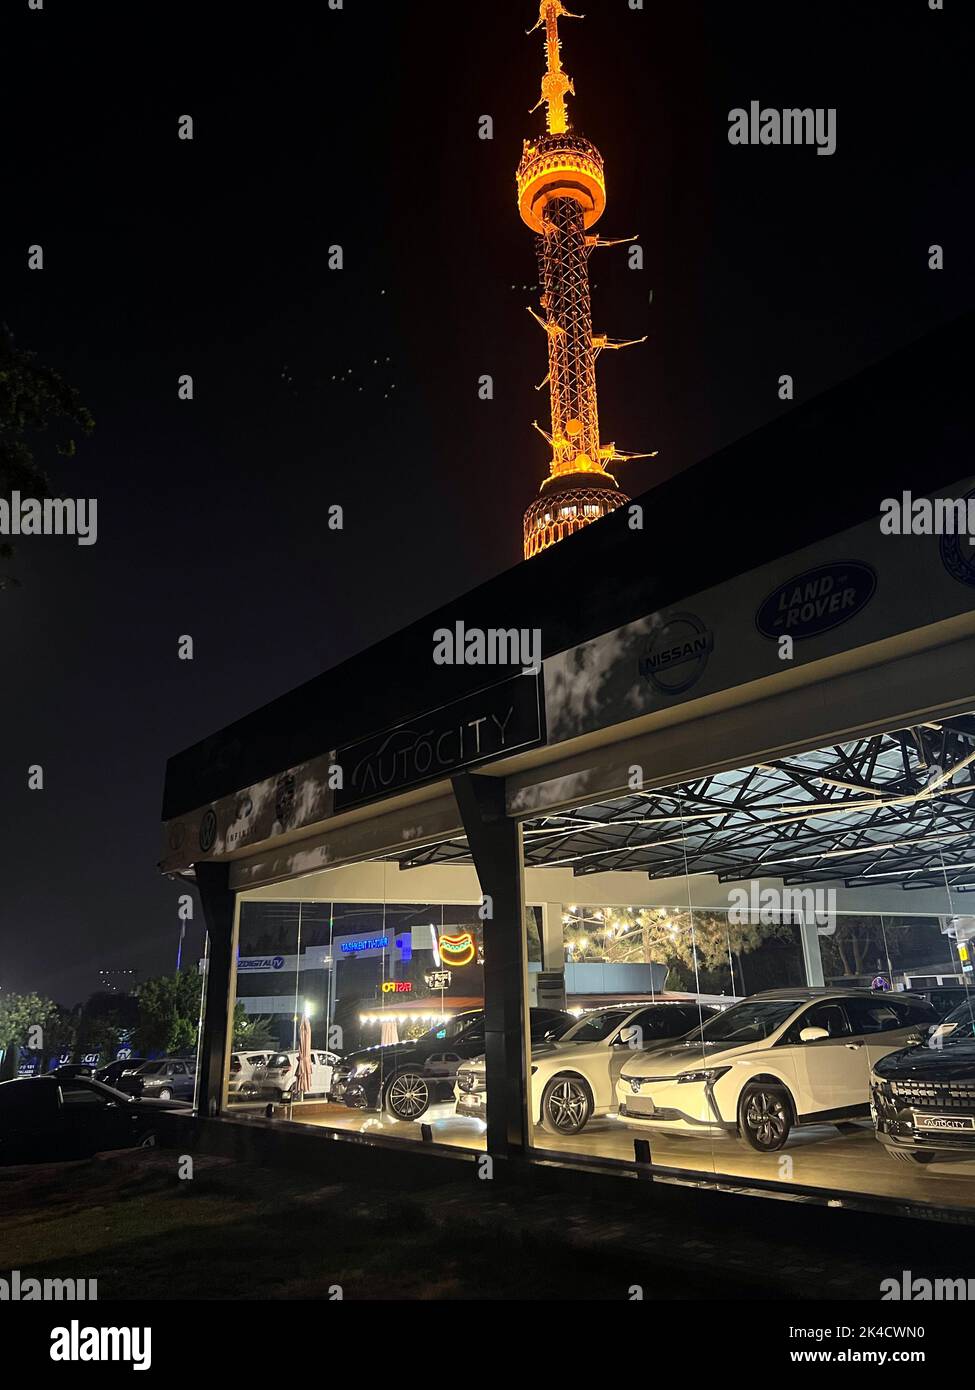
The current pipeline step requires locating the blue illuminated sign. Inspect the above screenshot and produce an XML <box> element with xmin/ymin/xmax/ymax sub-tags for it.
<box><xmin>340</xmin><ymin>935</ymin><xmax>389</xmax><ymax>955</ymax></box>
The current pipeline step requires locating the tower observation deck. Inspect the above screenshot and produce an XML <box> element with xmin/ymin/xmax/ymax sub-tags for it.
<box><xmin>517</xmin><ymin>2</ymin><xmax>653</xmax><ymax>559</ymax></box>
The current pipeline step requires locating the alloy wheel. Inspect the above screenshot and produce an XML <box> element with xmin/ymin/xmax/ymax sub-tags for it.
<box><xmin>545</xmin><ymin>1078</ymin><xmax>590</xmax><ymax>1133</ymax></box>
<box><xmin>744</xmin><ymin>1089</ymin><xmax>788</xmax><ymax>1148</ymax></box>
<box><xmin>387</xmin><ymin>1073</ymin><xmax>430</xmax><ymax>1120</ymax></box>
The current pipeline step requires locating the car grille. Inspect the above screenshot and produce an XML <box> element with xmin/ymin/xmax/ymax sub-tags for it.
<box><xmin>888</xmin><ymin>1080</ymin><xmax>975</xmax><ymax>1111</ymax></box>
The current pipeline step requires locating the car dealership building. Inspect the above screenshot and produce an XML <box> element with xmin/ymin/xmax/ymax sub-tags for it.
<box><xmin>161</xmin><ymin>315</ymin><xmax>975</xmax><ymax>1218</ymax></box>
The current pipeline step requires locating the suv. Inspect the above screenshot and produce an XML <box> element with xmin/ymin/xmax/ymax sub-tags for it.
<box><xmin>616</xmin><ymin>988</ymin><xmax>937</xmax><ymax>1152</ymax></box>
<box><xmin>337</xmin><ymin>1008</ymin><xmax>573</xmax><ymax>1122</ymax></box>
<box><xmin>455</xmin><ymin>1002</ymin><xmax>717</xmax><ymax>1135</ymax></box>
<box><xmin>116</xmin><ymin>1058</ymin><xmax>196</xmax><ymax>1101</ymax></box>
<box><xmin>871</xmin><ymin>995</ymin><xmax>975</xmax><ymax>1165</ymax></box>
<box><xmin>251</xmin><ymin>1050</ymin><xmax>339</xmax><ymax>1103</ymax></box>
<box><xmin>227</xmin><ymin>1052</ymin><xmax>271</xmax><ymax>1097</ymax></box>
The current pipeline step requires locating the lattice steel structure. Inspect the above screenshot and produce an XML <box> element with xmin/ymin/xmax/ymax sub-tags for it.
<box><xmin>517</xmin><ymin>2</ymin><xmax>653</xmax><ymax>559</ymax></box>
<box><xmin>392</xmin><ymin>714</ymin><xmax>975</xmax><ymax>896</ymax></box>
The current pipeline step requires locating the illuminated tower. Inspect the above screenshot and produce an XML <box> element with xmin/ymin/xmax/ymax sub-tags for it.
<box><xmin>518</xmin><ymin>1</ymin><xmax>653</xmax><ymax>559</ymax></box>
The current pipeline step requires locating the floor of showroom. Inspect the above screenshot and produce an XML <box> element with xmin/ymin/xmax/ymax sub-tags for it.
<box><xmin>232</xmin><ymin>1101</ymin><xmax>975</xmax><ymax>1215</ymax></box>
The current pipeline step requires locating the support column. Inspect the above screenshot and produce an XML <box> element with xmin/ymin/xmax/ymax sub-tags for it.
<box><xmin>539</xmin><ymin>901</ymin><xmax>565</xmax><ymax>970</ymax></box>
<box><xmin>195</xmin><ymin>861</ymin><xmax>237</xmax><ymax>1117</ymax></box>
<box><xmin>452</xmin><ymin>772</ymin><xmax>530</xmax><ymax>1156</ymax></box>
<box><xmin>799</xmin><ymin>913</ymin><xmax>826</xmax><ymax>987</ymax></box>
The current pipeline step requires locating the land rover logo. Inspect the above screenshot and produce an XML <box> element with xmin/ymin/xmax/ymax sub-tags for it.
<box><xmin>755</xmin><ymin>561</ymin><xmax>876</xmax><ymax>640</ymax></box>
<box><xmin>639</xmin><ymin>612</ymin><xmax>714</xmax><ymax>695</ymax></box>
<box><xmin>199</xmin><ymin>809</ymin><xmax>217</xmax><ymax>854</ymax></box>
<box><xmin>940</xmin><ymin>488</ymin><xmax>975</xmax><ymax>588</ymax></box>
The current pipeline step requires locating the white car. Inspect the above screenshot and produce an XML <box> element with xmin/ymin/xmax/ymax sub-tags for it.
<box><xmin>455</xmin><ymin>1002</ymin><xmax>717</xmax><ymax>1135</ymax></box>
<box><xmin>616</xmin><ymin>988</ymin><xmax>938</xmax><ymax>1152</ymax></box>
<box><xmin>252</xmin><ymin>1050</ymin><xmax>340</xmax><ymax>1102</ymax></box>
<box><xmin>227</xmin><ymin>1052</ymin><xmax>271</xmax><ymax>1096</ymax></box>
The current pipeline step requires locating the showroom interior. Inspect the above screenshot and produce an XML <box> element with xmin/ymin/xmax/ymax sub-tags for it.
<box><xmin>160</xmin><ymin>321</ymin><xmax>975</xmax><ymax>1221</ymax></box>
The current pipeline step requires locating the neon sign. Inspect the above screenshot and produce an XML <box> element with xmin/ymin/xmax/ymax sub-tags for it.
<box><xmin>438</xmin><ymin>931</ymin><xmax>476</xmax><ymax>966</ymax></box>
<box><xmin>341</xmin><ymin>936</ymin><xmax>389</xmax><ymax>954</ymax></box>
<box><xmin>381</xmin><ymin>980</ymin><xmax>413</xmax><ymax>993</ymax></box>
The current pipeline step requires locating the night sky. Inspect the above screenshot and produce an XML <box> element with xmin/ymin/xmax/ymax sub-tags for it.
<box><xmin>1</xmin><ymin>0</ymin><xmax>970</xmax><ymax>1005</ymax></box>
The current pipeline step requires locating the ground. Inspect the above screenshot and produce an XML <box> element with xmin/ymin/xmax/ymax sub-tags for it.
<box><xmin>1</xmin><ymin>1145</ymin><xmax>968</xmax><ymax>1300</ymax></box>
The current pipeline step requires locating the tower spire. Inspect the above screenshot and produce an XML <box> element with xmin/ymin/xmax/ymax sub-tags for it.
<box><xmin>528</xmin><ymin>1</ymin><xmax>581</xmax><ymax>136</ymax></box>
<box><xmin>516</xmin><ymin>4</ymin><xmax>654</xmax><ymax>559</ymax></box>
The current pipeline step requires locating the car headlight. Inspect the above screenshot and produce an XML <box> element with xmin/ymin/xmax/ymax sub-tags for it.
<box><xmin>676</xmin><ymin>1067</ymin><xmax>731</xmax><ymax>1084</ymax></box>
<box><xmin>354</xmin><ymin>1061</ymin><xmax>379</xmax><ymax>1077</ymax></box>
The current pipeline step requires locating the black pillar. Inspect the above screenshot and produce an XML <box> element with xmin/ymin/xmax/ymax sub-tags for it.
<box><xmin>452</xmin><ymin>771</ymin><xmax>529</xmax><ymax>1155</ymax></box>
<box><xmin>195</xmin><ymin>861</ymin><xmax>236</xmax><ymax>1117</ymax></box>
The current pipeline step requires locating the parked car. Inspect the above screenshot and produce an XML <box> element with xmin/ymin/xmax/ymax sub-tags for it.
<box><xmin>115</xmin><ymin>1058</ymin><xmax>197</xmax><ymax>1102</ymax></box>
<box><xmin>96</xmin><ymin>1057</ymin><xmax>148</xmax><ymax>1086</ymax></box>
<box><xmin>0</xmin><ymin>1076</ymin><xmax>184</xmax><ymax>1164</ymax></box>
<box><xmin>51</xmin><ymin>1063</ymin><xmax>97</xmax><ymax>1080</ymax></box>
<box><xmin>251</xmin><ymin>1050</ymin><xmax>339</xmax><ymax>1103</ymax></box>
<box><xmin>871</xmin><ymin>995</ymin><xmax>975</xmax><ymax>1165</ymax></box>
<box><xmin>455</xmin><ymin>1001</ymin><xmax>718</xmax><ymax>1134</ymax></box>
<box><xmin>337</xmin><ymin>1008</ymin><xmax>574</xmax><ymax>1122</ymax></box>
<box><xmin>902</xmin><ymin>985</ymin><xmax>975</xmax><ymax>1020</ymax></box>
<box><xmin>227</xmin><ymin>1051</ymin><xmax>271</xmax><ymax>1097</ymax></box>
<box><xmin>616</xmin><ymin>988</ymin><xmax>938</xmax><ymax>1152</ymax></box>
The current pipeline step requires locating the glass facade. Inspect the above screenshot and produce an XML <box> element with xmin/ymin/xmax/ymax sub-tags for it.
<box><xmin>217</xmin><ymin>711</ymin><xmax>975</xmax><ymax>1219</ymax></box>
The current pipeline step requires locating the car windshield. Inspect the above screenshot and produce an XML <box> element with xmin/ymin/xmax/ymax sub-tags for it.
<box><xmin>560</xmin><ymin>1009</ymin><xmax>629</xmax><ymax>1044</ymax></box>
<box><xmin>422</xmin><ymin>1014</ymin><xmax>480</xmax><ymax>1044</ymax></box>
<box><xmin>938</xmin><ymin>997</ymin><xmax>975</xmax><ymax>1045</ymax></box>
<box><xmin>693</xmin><ymin>998</ymin><xmax>803</xmax><ymax>1043</ymax></box>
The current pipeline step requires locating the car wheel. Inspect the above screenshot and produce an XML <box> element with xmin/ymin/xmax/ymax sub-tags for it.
<box><xmin>540</xmin><ymin>1075</ymin><xmax>593</xmax><ymax>1135</ymax></box>
<box><xmin>384</xmin><ymin>1071</ymin><xmax>431</xmax><ymax>1122</ymax></box>
<box><xmin>157</xmin><ymin>1088</ymin><xmax>173</xmax><ymax>1101</ymax></box>
<box><xmin>739</xmin><ymin>1083</ymin><xmax>792</xmax><ymax>1152</ymax></box>
<box><xmin>886</xmin><ymin>1148</ymin><xmax>936</xmax><ymax>1166</ymax></box>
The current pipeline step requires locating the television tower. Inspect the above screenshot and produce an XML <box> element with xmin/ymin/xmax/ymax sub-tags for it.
<box><xmin>517</xmin><ymin>2</ymin><xmax>654</xmax><ymax>559</ymax></box>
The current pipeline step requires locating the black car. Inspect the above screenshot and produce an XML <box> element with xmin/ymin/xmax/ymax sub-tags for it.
<box><xmin>871</xmin><ymin>996</ymin><xmax>975</xmax><ymax>1165</ymax></box>
<box><xmin>50</xmin><ymin>1063</ymin><xmax>97</xmax><ymax>1080</ymax></box>
<box><xmin>0</xmin><ymin>1076</ymin><xmax>183</xmax><ymax>1165</ymax></box>
<box><xmin>905</xmin><ymin>985</ymin><xmax>975</xmax><ymax>1020</ymax></box>
<box><xmin>334</xmin><ymin>1007</ymin><xmax>574</xmax><ymax>1122</ymax></box>
<box><xmin>96</xmin><ymin>1057</ymin><xmax>148</xmax><ymax>1086</ymax></box>
<box><xmin>115</xmin><ymin>1058</ymin><xmax>197</xmax><ymax>1101</ymax></box>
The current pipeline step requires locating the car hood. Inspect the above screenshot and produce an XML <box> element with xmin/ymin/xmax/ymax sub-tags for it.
<box><xmin>128</xmin><ymin>1096</ymin><xmax>190</xmax><ymax>1111</ymax></box>
<box><xmin>342</xmin><ymin>1042</ymin><xmax>421</xmax><ymax>1070</ymax></box>
<box><xmin>874</xmin><ymin>1040</ymin><xmax>975</xmax><ymax>1082</ymax></box>
<box><xmin>620</xmin><ymin>1037</ymin><xmax>758</xmax><ymax>1077</ymax></box>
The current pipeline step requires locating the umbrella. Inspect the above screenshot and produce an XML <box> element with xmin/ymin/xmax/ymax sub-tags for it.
<box><xmin>380</xmin><ymin>1017</ymin><xmax>400</xmax><ymax>1047</ymax></box>
<box><xmin>295</xmin><ymin>1014</ymin><xmax>313</xmax><ymax>1099</ymax></box>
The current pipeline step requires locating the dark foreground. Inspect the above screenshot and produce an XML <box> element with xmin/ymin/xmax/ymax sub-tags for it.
<box><xmin>2</xmin><ymin>1144</ymin><xmax>973</xmax><ymax>1301</ymax></box>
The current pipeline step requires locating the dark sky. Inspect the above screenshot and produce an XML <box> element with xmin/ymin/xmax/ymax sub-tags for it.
<box><xmin>1</xmin><ymin>0</ymin><xmax>971</xmax><ymax>1006</ymax></box>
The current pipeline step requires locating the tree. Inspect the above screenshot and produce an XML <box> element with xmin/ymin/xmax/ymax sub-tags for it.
<box><xmin>232</xmin><ymin>1011</ymin><xmax>276</xmax><ymax>1049</ymax></box>
<box><xmin>0</xmin><ymin>323</ymin><xmax>95</xmax><ymax>590</ymax></box>
<box><xmin>563</xmin><ymin>905</ymin><xmax>793</xmax><ymax>992</ymax></box>
<box><xmin>133</xmin><ymin>972</ymin><xmax>204</xmax><ymax>1056</ymax></box>
<box><xmin>0</xmin><ymin>992</ymin><xmax>58</xmax><ymax>1079</ymax></box>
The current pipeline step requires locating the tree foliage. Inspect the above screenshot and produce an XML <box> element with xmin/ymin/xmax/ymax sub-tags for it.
<box><xmin>133</xmin><ymin>972</ymin><xmax>204</xmax><ymax>1056</ymax></box>
<box><xmin>0</xmin><ymin>323</ymin><xmax>95</xmax><ymax>589</ymax></box>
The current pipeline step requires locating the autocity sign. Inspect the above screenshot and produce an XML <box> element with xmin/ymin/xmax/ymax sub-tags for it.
<box><xmin>334</xmin><ymin>672</ymin><xmax>544</xmax><ymax>812</ymax></box>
